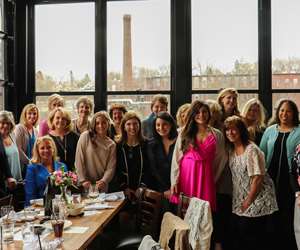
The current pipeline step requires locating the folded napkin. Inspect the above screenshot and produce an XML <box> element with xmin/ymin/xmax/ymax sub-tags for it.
<box><xmin>84</xmin><ymin>203</ymin><xmax>115</xmax><ymax>211</ymax></box>
<box><xmin>105</xmin><ymin>191</ymin><xmax>125</xmax><ymax>201</ymax></box>
<box><xmin>64</xmin><ymin>226</ymin><xmax>89</xmax><ymax>234</ymax></box>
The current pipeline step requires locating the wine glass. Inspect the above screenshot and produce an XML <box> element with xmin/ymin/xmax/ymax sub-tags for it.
<box><xmin>88</xmin><ymin>184</ymin><xmax>99</xmax><ymax>199</ymax></box>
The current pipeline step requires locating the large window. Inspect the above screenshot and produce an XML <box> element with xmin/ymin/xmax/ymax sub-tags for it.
<box><xmin>107</xmin><ymin>0</ymin><xmax>170</xmax><ymax>92</ymax></box>
<box><xmin>191</xmin><ymin>0</ymin><xmax>258</xmax><ymax>111</ymax></box>
<box><xmin>35</xmin><ymin>3</ymin><xmax>95</xmax><ymax>93</ymax></box>
<box><xmin>0</xmin><ymin>0</ymin><xmax>5</xmax><ymax>110</ymax></box>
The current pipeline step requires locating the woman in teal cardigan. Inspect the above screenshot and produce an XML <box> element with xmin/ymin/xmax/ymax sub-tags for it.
<box><xmin>260</xmin><ymin>99</ymin><xmax>300</xmax><ymax>250</ymax></box>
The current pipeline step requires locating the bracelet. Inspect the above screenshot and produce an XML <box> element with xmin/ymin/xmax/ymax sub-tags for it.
<box><xmin>295</xmin><ymin>192</ymin><xmax>300</xmax><ymax>198</ymax></box>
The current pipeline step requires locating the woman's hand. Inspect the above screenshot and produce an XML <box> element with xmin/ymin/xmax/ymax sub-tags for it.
<box><xmin>241</xmin><ymin>198</ymin><xmax>251</xmax><ymax>213</ymax></box>
<box><xmin>82</xmin><ymin>181</ymin><xmax>91</xmax><ymax>189</ymax></box>
<box><xmin>124</xmin><ymin>188</ymin><xmax>136</xmax><ymax>202</ymax></box>
<box><xmin>7</xmin><ymin>178</ymin><xmax>16</xmax><ymax>190</ymax></box>
<box><xmin>170</xmin><ymin>184</ymin><xmax>178</xmax><ymax>195</ymax></box>
<box><xmin>164</xmin><ymin>190</ymin><xmax>171</xmax><ymax>199</ymax></box>
<box><xmin>96</xmin><ymin>180</ymin><xmax>106</xmax><ymax>191</ymax></box>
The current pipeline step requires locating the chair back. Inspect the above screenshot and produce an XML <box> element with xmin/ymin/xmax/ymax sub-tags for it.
<box><xmin>135</xmin><ymin>187</ymin><xmax>163</xmax><ymax>239</ymax></box>
<box><xmin>0</xmin><ymin>194</ymin><xmax>13</xmax><ymax>208</ymax></box>
<box><xmin>177</xmin><ymin>192</ymin><xmax>191</xmax><ymax>219</ymax></box>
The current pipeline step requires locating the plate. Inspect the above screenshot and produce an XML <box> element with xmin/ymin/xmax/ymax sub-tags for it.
<box><xmin>43</xmin><ymin>220</ymin><xmax>72</xmax><ymax>230</ymax></box>
<box><xmin>105</xmin><ymin>195</ymin><xmax>118</xmax><ymax>202</ymax></box>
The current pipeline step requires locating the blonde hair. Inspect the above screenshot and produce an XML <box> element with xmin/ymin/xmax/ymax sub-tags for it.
<box><xmin>176</xmin><ymin>103</ymin><xmax>191</xmax><ymax>128</ymax></box>
<box><xmin>75</xmin><ymin>96</ymin><xmax>94</xmax><ymax>114</ymax></box>
<box><xmin>31</xmin><ymin>136</ymin><xmax>58</xmax><ymax>164</ymax></box>
<box><xmin>0</xmin><ymin>110</ymin><xmax>15</xmax><ymax>133</ymax></box>
<box><xmin>19</xmin><ymin>104</ymin><xmax>39</xmax><ymax>127</ymax></box>
<box><xmin>89</xmin><ymin>111</ymin><xmax>111</xmax><ymax>145</ymax></box>
<box><xmin>47</xmin><ymin>107</ymin><xmax>72</xmax><ymax>133</ymax></box>
<box><xmin>206</xmin><ymin>99</ymin><xmax>223</xmax><ymax>129</ymax></box>
<box><xmin>217</xmin><ymin>88</ymin><xmax>240</xmax><ymax>116</ymax></box>
<box><xmin>241</xmin><ymin>98</ymin><xmax>266</xmax><ymax>129</ymax></box>
<box><xmin>48</xmin><ymin>94</ymin><xmax>64</xmax><ymax>111</ymax></box>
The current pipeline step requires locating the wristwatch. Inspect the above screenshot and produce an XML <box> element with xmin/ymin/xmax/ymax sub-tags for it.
<box><xmin>295</xmin><ymin>191</ymin><xmax>300</xmax><ymax>198</ymax></box>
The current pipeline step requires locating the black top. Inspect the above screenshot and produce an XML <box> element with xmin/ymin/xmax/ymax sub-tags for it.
<box><xmin>146</xmin><ymin>138</ymin><xmax>175</xmax><ymax>192</ymax></box>
<box><xmin>49</xmin><ymin>131</ymin><xmax>79</xmax><ymax>172</ymax></box>
<box><xmin>268</xmin><ymin>132</ymin><xmax>293</xmax><ymax>210</ymax></box>
<box><xmin>115</xmin><ymin>141</ymin><xmax>149</xmax><ymax>190</ymax></box>
<box><xmin>0</xmin><ymin>137</ymin><xmax>13</xmax><ymax>197</ymax></box>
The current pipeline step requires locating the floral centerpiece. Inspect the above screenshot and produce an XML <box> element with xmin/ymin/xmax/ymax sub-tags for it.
<box><xmin>50</xmin><ymin>167</ymin><xmax>78</xmax><ymax>204</ymax></box>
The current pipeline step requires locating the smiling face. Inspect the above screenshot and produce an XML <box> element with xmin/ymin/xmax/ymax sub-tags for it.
<box><xmin>124</xmin><ymin>118</ymin><xmax>140</xmax><ymax>138</ymax></box>
<box><xmin>38</xmin><ymin>140</ymin><xmax>54</xmax><ymax>162</ymax></box>
<box><xmin>50</xmin><ymin>101</ymin><xmax>63</xmax><ymax>111</ymax></box>
<box><xmin>78</xmin><ymin>102</ymin><xmax>91</xmax><ymax>118</ymax></box>
<box><xmin>225</xmin><ymin>124</ymin><xmax>241</xmax><ymax>144</ymax></box>
<box><xmin>112</xmin><ymin>109</ymin><xmax>124</xmax><ymax>125</ymax></box>
<box><xmin>152</xmin><ymin>101</ymin><xmax>167</xmax><ymax>114</ymax></box>
<box><xmin>194</xmin><ymin>106</ymin><xmax>210</xmax><ymax>126</ymax></box>
<box><xmin>155</xmin><ymin>118</ymin><xmax>171</xmax><ymax>138</ymax></box>
<box><xmin>95</xmin><ymin>116</ymin><xmax>109</xmax><ymax>136</ymax></box>
<box><xmin>0</xmin><ymin>121</ymin><xmax>11</xmax><ymax>137</ymax></box>
<box><xmin>52</xmin><ymin>111</ymin><xmax>67</xmax><ymax>131</ymax></box>
<box><xmin>25</xmin><ymin>108</ymin><xmax>38</xmax><ymax>127</ymax></box>
<box><xmin>278</xmin><ymin>101</ymin><xmax>294</xmax><ymax>126</ymax></box>
<box><xmin>246</xmin><ymin>103</ymin><xmax>260</xmax><ymax>123</ymax></box>
<box><xmin>222</xmin><ymin>93</ymin><xmax>237</xmax><ymax>114</ymax></box>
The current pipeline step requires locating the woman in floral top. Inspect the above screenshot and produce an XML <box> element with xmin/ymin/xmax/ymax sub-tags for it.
<box><xmin>224</xmin><ymin>116</ymin><xmax>278</xmax><ymax>250</ymax></box>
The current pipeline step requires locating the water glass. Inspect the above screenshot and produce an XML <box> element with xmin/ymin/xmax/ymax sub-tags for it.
<box><xmin>0</xmin><ymin>205</ymin><xmax>14</xmax><ymax>218</ymax></box>
<box><xmin>52</xmin><ymin>198</ymin><xmax>66</xmax><ymax>220</ymax></box>
<box><xmin>22</xmin><ymin>222</ymin><xmax>34</xmax><ymax>242</ymax></box>
<box><xmin>88</xmin><ymin>184</ymin><xmax>99</xmax><ymax>199</ymax></box>
<box><xmin>2</xmin><ymin>220</ymin><xmax>14</xmax><ymax>244</ymax></box>
<box><xmin>72</xmin><ymin>193</ymin><xmax>81</xmax><ymax>204</ymax></box>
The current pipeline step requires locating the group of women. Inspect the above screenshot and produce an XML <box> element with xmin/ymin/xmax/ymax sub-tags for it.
<box><xmin>0</xmin><ymin>89</ymin><xmax>300</xmax><ymax>250</ymax></box>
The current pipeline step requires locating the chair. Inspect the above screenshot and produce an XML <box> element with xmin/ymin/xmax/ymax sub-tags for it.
<box><xmin>0</xmin><ymin>194</ymin><xmax>13</xmax><ymax>207</ymax></box>
<box><xmin>177</xmin><ymin>192</ymin><xmax>191</xmax><ymax>219</ymax></box>
<box><xmin>115</xmin><ymin>187</ymin><xmax>163</xmax><ymax>250</ymax></box>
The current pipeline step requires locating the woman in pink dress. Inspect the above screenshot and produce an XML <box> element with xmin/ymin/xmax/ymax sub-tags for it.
<box><xmin>170</xmin><ymin>100</ymin><xmax>227</xmax><ymax>212</ymax></box>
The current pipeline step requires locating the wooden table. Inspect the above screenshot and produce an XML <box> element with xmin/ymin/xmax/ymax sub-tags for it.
<box><xmin>4</xmin><ymin>199</ymin><xmax>125</xmax><ymax>250</ymax></box>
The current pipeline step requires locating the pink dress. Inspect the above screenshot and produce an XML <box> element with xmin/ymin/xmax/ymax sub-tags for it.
<box><xmin>170</xmin><ymin>134</ymin><xmax>217</xmax><ymax>211</ymax></box>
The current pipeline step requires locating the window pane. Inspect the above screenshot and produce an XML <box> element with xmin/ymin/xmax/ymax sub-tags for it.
<box><xmin>36</xmin><ymin>95</ymin><xmax>94</xmax><ymax>121</ymax></box>
<box><xmin>192</xmin><ymin>0</ymin><xmax>258</xmax><ymax>90</ymax></box>
<box><xmin>192</xmin><ymin>93</ymin><xmax>258</xmax><ymax>111</ymax></box>
<box><xmin>272</xmin><ymin>93</ymin><xmax>300</xmax><ymax>113</ymax></box>
<box><xmin>107</xmin><ymin>94</ymin><xmax>170</xmax><ymax>120</ymax></box>
<box><xmin>0</xmin><ymin>0</ymin><xmax>3</xmax><ymax>32</ymax></box>
<box><xmin>272</xmin><ymin>0</ymin><xmax>300</xmax><ymax>89</ymax></box>
<box><xmin>35</xmin><ymin>3</ymin><xmax>95</xmax><ymax>92</ymax></box>
<box><xmin>0</xmin><ymin>86</ymin><xmax>3</xmax><ymax>110</ymax></box>
<box><xmin>0</xmin><ymin>39</ymin><xmax>4</xmax><ymax>80</ymax></box>
<box><xmin>107</xmin><ymin>0</ymin><xmax>170</xmax><ymax>91</ymax></box>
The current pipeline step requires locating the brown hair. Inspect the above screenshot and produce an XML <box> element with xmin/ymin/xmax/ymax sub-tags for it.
<box><xmin>118</xmin><ymin>111</ymin><xmax>144</xmax><ymax>145</ymax></box>
<box><xmin>0</xmin><ymin>111</ymin><xmax>15</xmax><ymax>134</ymax></box>
<box><xmin>109</xmin><ymin>103</ymin><xmax>128</xmax><ymax>119</ymax></box>
<box><xmin>75</xmin><ymin>96</ymin><xmax>94</xmax><ymax>114</ymax></box>
<box><xmin>217</xmin><ymin>88</ymin><xmax>240</xmax><ymax>117</ymax></box>
<box><xmin>89</xmin><ymin>111</ymin><xmax>111</xmax><ymax>146</ymax></box>
<box><xmin>151</xmin><ymin>94</ymin><xmax>168</xmax><ymax>110</ymax></box>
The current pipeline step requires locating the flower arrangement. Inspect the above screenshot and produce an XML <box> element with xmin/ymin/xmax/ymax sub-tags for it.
<box><xmin>50</xmin><ymin>167</ymin><xmax>78</xmax><ymax>203</ymax></box>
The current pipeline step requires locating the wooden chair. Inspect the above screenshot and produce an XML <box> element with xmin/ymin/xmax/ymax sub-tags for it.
<box><xmin>177</xmin><ymin>192</ymin><xmax>191</xmax><ymax>219</ymax></box>
<box><xmin>115</xmin><ymin>187</ymin><xmax>163</xmax><ymax>250</ymax></box>
<box><xmin>0</xmin><ymin>194</ymin><xmax>13</xmax><ymax>208</ymax></box>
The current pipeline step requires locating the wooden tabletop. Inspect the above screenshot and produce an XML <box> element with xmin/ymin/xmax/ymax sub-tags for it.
<box><xmin>4</xmin><ymin>199</ymin><xmax>125</xmax><ymax>250</ymax></box>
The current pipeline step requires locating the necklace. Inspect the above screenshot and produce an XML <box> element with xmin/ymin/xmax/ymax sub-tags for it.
<box><xmin>54</xmin><ymin>135</ymin><xmax>67</xmax><ymax>162</ymax></box>
<box><xmin>122</xmin><ymin>144</ymin><xmax>143</xmax><ymax>186</ymax></box>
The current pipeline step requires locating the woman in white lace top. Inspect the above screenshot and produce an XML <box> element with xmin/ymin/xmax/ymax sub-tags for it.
<box><xmin>224</xmin><ymin>116</ymin><xmax>278</xmax><ymax>250</ymax></box>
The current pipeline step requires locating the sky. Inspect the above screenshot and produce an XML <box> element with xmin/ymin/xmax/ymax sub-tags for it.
<box><xmin>35</xmin><ymin>0</ymin><xmax>300</xmax><ymax>81</ymax></box>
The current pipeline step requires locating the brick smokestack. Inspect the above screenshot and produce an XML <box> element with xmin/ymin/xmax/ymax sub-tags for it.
<box><xmin>123</xmin><ymin>14</ymin><xmax>133</xmax><ymax>86</ymax></box>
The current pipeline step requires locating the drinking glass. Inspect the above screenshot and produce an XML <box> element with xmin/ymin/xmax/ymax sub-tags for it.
<box><xmin>88</xmin><ymin>184</ymin><xmax>99</xmax><ymax>199</ymax></box>
<box><xmin>21</xmin><ymin>222</ymin><xmax>34</xmax><ymax>243</ymax></box>
<box><xmin>0</xmin><ymin>205</ymin><xmax>14</xmax><ymax>218</ymax></box>
<box><xmin>2</xmin><ymin>220</ymin><xmax>14</xmax><ymax>244</ymax></box>
<box><xmin>52</xmin><ymin>198</ymin><xmax>66</xmax><ymax>220</ymax></box>
<box><xmin>72</xmin><ymin>194</ymin><xmax>81</xmax><ymax>204</ymax></box>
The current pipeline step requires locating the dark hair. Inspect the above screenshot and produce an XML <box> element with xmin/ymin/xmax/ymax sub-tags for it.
<box><xmin>181</xmin><ymin>100</ymin><xmax>211</xmax><ymax>152</ymax></box>
<box><xmin>275</xmin><ymin>100</ymin><xmax>300</xmax><ymax>127</ymax></box>
<box><xmin>118</xmin><ymin>111</ymin><xmax>145</xmax><ymax>145</ymax></box>
<box><xmin>224</xmin><ymin>115</ymin><xmax>249</xmax><ymax>148</ymax></box>
<box><xmin>109</xmin><ymin>103</ymin><xmax>128</xmax><ymax>119</ymax></box>
<box><xmin>152</xmin><ymin>111</ymin><xmax>178</xmax><ymax>140</ymax></box>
